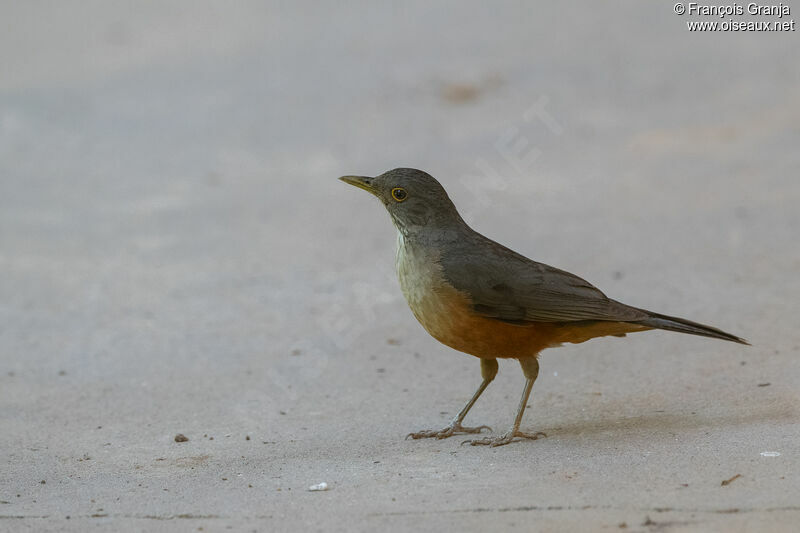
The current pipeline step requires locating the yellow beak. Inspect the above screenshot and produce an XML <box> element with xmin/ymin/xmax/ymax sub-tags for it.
<box><xmin>339</xmin><ymin>175</ymin><xmax>376</xmax><ymax>194</ymax></box>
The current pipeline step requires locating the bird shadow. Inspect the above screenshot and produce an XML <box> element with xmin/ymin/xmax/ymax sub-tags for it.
<box><xmin>533</xmin><ymin>400</ymin><xmax>798</xmax><ymax>443</ymax></box>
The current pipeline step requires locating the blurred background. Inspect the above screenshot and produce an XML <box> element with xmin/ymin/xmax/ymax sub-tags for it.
<box><xmin>1</xmin><ymin>1</ymin><xmax>798</xmax><ymax>530</ymax></box>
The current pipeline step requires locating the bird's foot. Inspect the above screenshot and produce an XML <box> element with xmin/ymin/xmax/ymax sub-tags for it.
<box><xmin>463</xmin><ymin>430</ymin><xmax>547</xmax><ymax>447</ymax></box>
<box><xmin>406</xmin><ymin>422</ymin><xmax>492</xmax><ymax>440</ymax></box>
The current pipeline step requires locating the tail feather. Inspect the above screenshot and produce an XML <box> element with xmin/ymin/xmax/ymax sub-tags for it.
<box><xmin>635</xmin><ymin>310</ymin><xmax>749</xmax><ymax>345</ymax></box>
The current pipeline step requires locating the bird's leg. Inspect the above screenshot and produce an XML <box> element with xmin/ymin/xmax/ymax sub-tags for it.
<box><xmin>465</xmin><ymin>357</ymin><xmax>547</xmax><ymax>447</ymax></box>
<box><xmin>407</xmin><ymin>358</ymin><xmax>497</xmax><ymax>440</ymax></box>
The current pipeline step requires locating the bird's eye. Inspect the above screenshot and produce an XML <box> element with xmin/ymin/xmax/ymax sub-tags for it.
<box><xmin>391</xmin><ymin>187</ymin><xmax>408</xmax><ymax>202</ymax></box>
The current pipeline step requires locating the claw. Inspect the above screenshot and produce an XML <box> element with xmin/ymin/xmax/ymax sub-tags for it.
<box><xmin>463</xmin><ymin>430</ymin><xmax>546</xmax><ymax>447</ymax></box>
<box><xmin>406</xmin><ymin>423</ymin><xmax>492</xmax><ymax>440</ymax></box>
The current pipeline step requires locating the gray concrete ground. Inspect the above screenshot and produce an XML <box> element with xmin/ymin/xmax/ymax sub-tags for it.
<box><xmin>1</xmin><ymin>2</ymin><xmax>799</xmax><ymax>532</ymax></box>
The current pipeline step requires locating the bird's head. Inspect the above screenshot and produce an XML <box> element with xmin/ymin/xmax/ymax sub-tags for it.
<box><xmin>339</xmin><ymin>168</ymin><xmax>464</xmax><ymax>236</ymax></box>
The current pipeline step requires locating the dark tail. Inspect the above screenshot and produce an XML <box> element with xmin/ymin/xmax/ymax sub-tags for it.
<box><xmin>635</xmin><ymin>310</ymin><xmax>749</xmax><ymax>345</ymax></box>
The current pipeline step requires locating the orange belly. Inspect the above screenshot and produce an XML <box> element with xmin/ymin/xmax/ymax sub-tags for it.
<box><xmin>406</xmin><ymin>279</ymin><xmax>649</xmax><ymax>359</ymax></box>
<box><xmin>395</xmin><ymin>236</ymin><xmax>648</xmax><ymax>359</ymax></box>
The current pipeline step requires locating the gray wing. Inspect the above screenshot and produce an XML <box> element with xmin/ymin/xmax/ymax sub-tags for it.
<box><xmin>439</xmin><ymin>236</ymin><xmax>647</xmax><ymax>324</ymax></box>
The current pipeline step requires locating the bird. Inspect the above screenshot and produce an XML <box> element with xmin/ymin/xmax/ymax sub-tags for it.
<box><xmin>339</xmin><ymin>168</ymin><xmax>748</xmax><ymax>447</ymax></box>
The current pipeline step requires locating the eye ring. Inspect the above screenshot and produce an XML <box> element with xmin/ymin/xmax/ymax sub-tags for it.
<box><xmin>391</xmin><ymin>187</ymin><xmax>408</xmax><ymax>202</ymax></box>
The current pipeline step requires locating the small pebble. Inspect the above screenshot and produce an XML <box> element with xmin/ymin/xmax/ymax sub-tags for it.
<box><xmin>174</xmin><ymin>434</ymin><xmax>189</xmax><ymax>443</ymax></box>
<box><xmin>308</xmin><ymin>482</ymin><xmax>329</xmax><ymax>492</ymax></box>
